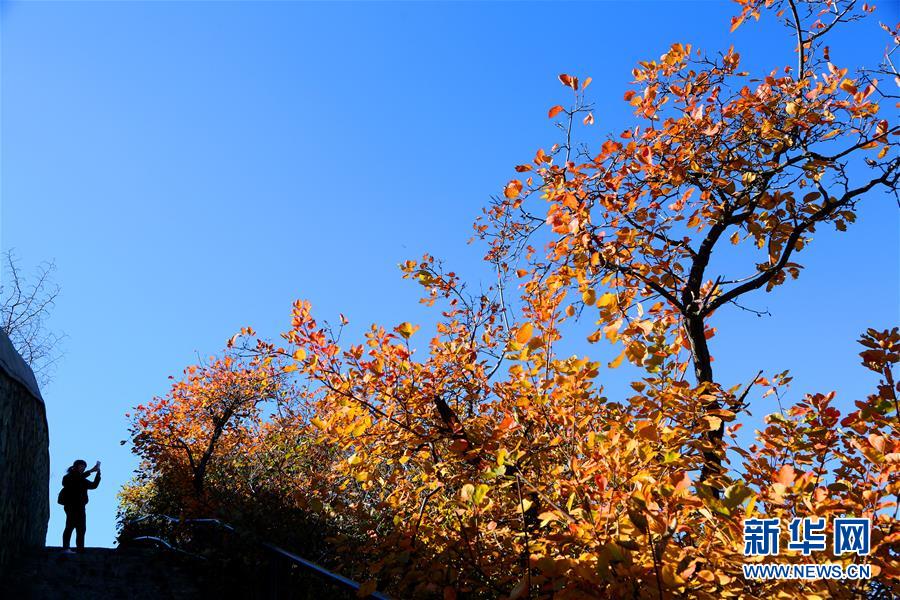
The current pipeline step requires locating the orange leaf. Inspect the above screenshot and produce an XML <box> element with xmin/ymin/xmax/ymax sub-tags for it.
<box><xmin>504</xmin><ymin>180</ymin><xmax>523</xmax><ymax>199</ymax></box>
<box><xmin>839</xmin><ymin>79</ymin><xmax>857</xmax><ymax>94</ymax></box>
<box><xmin>515</xmin><ymin>322</ymin><xmax>534</xmax><ymax>344</ymax></box>
<box><xmin>775</xmin><ymin>464</ymin><xmax>796</xmax><ymax>486</ymax></box>
<box><xmin>548</xmin><ymin>105</ymin><xmax>565</xmax><ymax>119</ymax></box>
<box><xmin>608</xmin><ymin>351</ymin><xmax>625</xmax><ymax>369</ymax></box>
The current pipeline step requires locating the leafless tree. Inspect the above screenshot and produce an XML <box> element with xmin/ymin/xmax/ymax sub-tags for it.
<box><xmin>0</xmin><ymin>250</ymin><xmax>64</xmax><ymax>386</ymax></box>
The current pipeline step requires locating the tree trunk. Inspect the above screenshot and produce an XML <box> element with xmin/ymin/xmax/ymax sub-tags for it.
<box><xmin>684</xmin><ymin>315</ymin><xmax>724</xmax><ymax>493</ymax></box>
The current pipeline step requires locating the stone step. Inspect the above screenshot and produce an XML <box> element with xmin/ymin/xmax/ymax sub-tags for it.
<box><xmin>1</xmin><ymin>546</ymin><xmax>209</xmax><ymax>600</ymax></box>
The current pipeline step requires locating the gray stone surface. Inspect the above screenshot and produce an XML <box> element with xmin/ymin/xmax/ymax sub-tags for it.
<box><xmin>0</xmin><ymin>328</ymin><xmax>49</xmax><ymax>571</ymax></box>
<box><xmin>0</xmin><ymin>326</ymin><xmax>43</xmax><ymax>403</ymax></box>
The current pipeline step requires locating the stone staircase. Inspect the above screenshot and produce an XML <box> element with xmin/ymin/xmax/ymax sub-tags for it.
<box><xmin>1</xmin><ymin>546</ymin><xmax>209</xmax><ymax>599</ymax></box>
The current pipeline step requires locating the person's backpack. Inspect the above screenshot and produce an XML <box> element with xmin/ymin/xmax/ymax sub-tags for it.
<box><xmin>56</xmin><ymin>487</ymin><xmax>66</xmax><ymax>505</ymax></box>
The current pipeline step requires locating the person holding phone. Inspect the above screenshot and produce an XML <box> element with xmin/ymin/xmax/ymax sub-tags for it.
<box><xmin>60</xmin><ymin>459</ymin><xmax>101</xmax><ymax>553</ymax></box>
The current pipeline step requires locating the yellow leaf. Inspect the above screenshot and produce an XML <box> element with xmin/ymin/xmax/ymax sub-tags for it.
<box><xmin>515</xmin><ymin>322</ymin><xmax>534</xmax><ymax>344</ymax></box>
<box><xmin>704</xmin><ymin>416</ymin><xmax>723</xmax><ymax>431</ymax></box>
<box><xmin>352</xmin><ymin>419</ymin><xmax>368</xmax><ymax>436</ymax></box>
<box><xmin>396</xmin><ymin>322</ymin><xmax>419</xmax><ymax>339</ymax></box>
<box><xmin>460</xmin><ymin>483</ymin><xmax>475</xmax><ymax>501</ymax></box>
<box><xmin>661</xmin><ymin>565</ymin><xmax>683</xmax><ymax>587</ymax></box>
<box><xmin>473</xmin><ymin>484</ymin><xmax>489</xmax><ymax>505</ymax></box>
<box><xmin>582</xmin><ymin>289</ymin><xmax>596</xmax><ymax>305</ymax></box>
<box><xmin>537</xmin><ymin>511</ymin><xmax>558</xmax><ymax>526</ymax></box>
<box><xmin>597</xmin><ymin>292</ymin><xmax>616</xmax><ymax>308</ymax></box>
<box><xmin>311</xmin><ymin>417</ymin><xmax>327</xmax><ymax>430</ymax></box>
<box><xmin>283</xmin><ymin>363</ymin><xmax>299</xmax><ymax>373</ymax></box>
<box><xmin>292</xmin><ymin>348</ymin><xmax>307</xmax><ymax>361</ymax></box>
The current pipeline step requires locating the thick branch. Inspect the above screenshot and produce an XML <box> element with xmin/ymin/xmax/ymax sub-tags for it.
<box><xmin>705</xmin><ymin>164</ymin><xmax>898</xmax><ymax>315</ymax></box>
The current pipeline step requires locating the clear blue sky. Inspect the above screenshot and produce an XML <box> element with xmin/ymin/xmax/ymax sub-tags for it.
<box><xmin>2</xmin><ymin>1</ymin><xmax>897</xmax><ymax>548</ymax></box>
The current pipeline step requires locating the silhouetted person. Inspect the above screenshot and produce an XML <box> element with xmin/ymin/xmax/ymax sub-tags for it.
<box><xmin>61</xmin><ymin>459</ymin><xmax>101</xmax><ymax>552</ymax></box>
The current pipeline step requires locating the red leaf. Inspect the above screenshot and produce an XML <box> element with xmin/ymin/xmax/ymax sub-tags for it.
<box><xmin>558</xmin><ymin>73</ymin><xmax>578</xmax><ymax>90</ymax></box>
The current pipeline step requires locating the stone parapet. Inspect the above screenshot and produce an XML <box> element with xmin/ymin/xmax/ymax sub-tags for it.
<box><xmin>0</xmin><ymin>329</ymin><xmax>49</xmax><ymax>571</ymax></box>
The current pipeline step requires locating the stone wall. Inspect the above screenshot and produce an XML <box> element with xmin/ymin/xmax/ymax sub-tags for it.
<box><xmin>0</xmin><ymin>329</ymin><xmax>49</xmax><ymax>570</ymax></box>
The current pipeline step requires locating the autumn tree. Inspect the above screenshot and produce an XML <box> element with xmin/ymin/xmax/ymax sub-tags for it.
<box><xmin>126</xmin><ymin>334</ymin><xmax>286</xmax><ymax>513</ymax></box>
<box><xmin>486</xmin><ymin>0</ymin><xmax>897</xmax><ymax>488</ymax></box>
